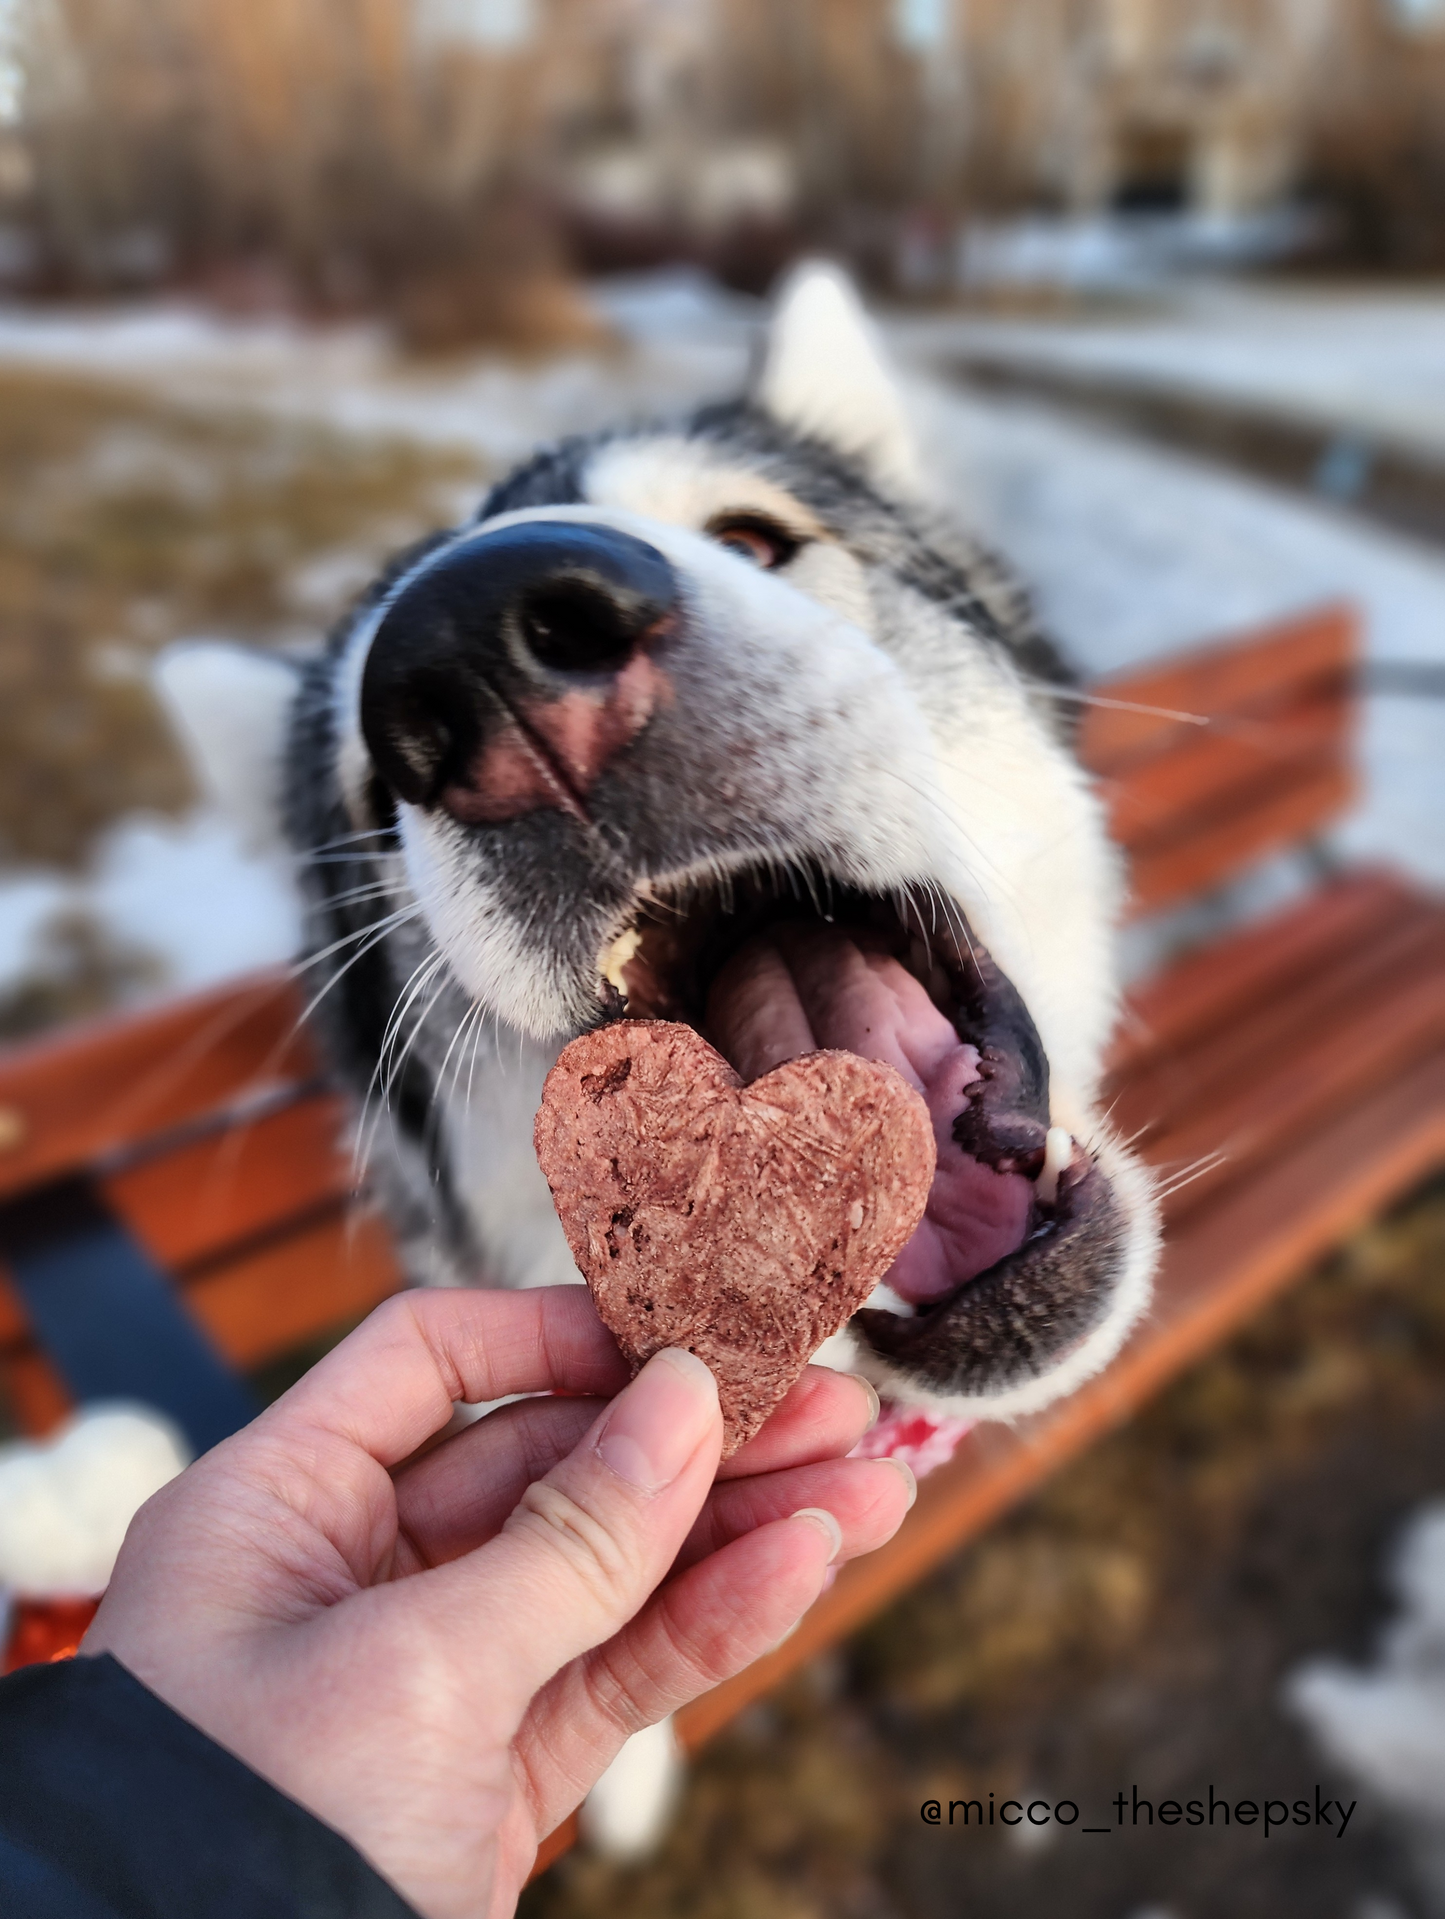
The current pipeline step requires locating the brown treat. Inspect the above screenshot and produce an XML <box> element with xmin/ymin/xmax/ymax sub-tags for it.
<box><xmin>534</xmin><ymin>1020</ymin><xmax>936</xmax><ymax>1455</ymax></box>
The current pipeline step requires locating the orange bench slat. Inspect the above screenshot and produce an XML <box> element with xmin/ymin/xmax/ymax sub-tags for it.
<box><xmin>102</xmin><ymin>1093</ymin><xmax>355</xmax><ymax>1277</ymax></box>
<box><xmin>1109</xmin><ymin>868</ymin><xmax>1416</xmax><ymax>1075</ymax></box>
<box><xmin>1079</xmin><ymin>602</ymin><xmax>1357</xmax><ymax>774</ymax></box>
<box><xmin>1085</xmin><ymin>601</ymin><xmax>1361</xmax><ymax>917</ymax></box>
<box><xmin>0</xmin><ymin>970</ymin><xmax>313</xmax><ymax>1205</ymax></box>
<box><xmin>0</xmin><ymin>1210</ymin><xmax>405</xmax><ymax>1433</ymax></box>
<box><xmin>0</xmin><ymin>1350</ymin><xmax>73</xmax><ymax>1436</ymax></box>
<box><xmin>184</xmin><ymin>1210</ymin><xmax>404</xmax><ymax>1370</ymax></box>
<box><xmin>1143</xmin><ymin>927</ymin><xmax>1445</xmax><ymax>1223</ymax></box>
<box><xmin>1124</xmin><ymin>761</ymin><xmax>1358</xmax><ymax>918</ymax></box>
<box><xmin>1116</xmin><ymin>891</ymin><xmax>1445</xmax><ymax>1144</ymax></box>
<box><xmin>0</xmin><ymin>1091</ymin><xmax>362</xmax><ymax>1359</ymax></box>
<box><xmin>1100</xmin><ymin>689</ymin><xmax>1351</xmax><ymax>850</ymax></box>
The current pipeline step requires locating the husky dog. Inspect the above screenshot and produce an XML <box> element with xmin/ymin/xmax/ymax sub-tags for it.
<box><xmin>161</xmin><ymin>263</ymin><xmax>1157</xmax><ymax>1428</ymax></box>
<box><xmin>159</xmin><ymin>265</ymin><xmax>1159</xmax><ymax>1849</ymax></box>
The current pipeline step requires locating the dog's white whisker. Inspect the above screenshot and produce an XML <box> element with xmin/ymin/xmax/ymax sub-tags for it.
<box><xmin>378</xmin><ymin>951</ymin><xmax>442</xmax><ymax>1066</ymax></box>
<box><xmin>286</xmin><ymin>904</ymin><xmax>419</xmax><ymax>982</ymax></box>
<box><xmin>291</xmin><ymin>909</ymin><xmax>427</xmax><ymax>1044</ymax></box>
<box><xmin>435</xmin><ymin>993</ymin><xmax>484</xmax><ymax>1122</ymax></box>
<box><xmin>317</xmin><ymin>879</ymin><xmax>403</xmax><ymax>907</ymax></box>
<box><xmin>1151</xmin><ymin>1149</ymin><xmax>1229</xmax><ymax>1202</ymax></box>
<box><xmin>400</xmin><ymin>976</ymin><xmax>460</xmax><ymax>1185</ymax></box>
<box><xmin>352</xmin><ymin>948</ymin><xmax>449</xmax><ymax>1184</ymax></box>
<box><xmin>1020</xmin><ymin>679</ymin><xmax>1211</xmax><ymax>728</ymax></box>
<box><xmin>299</xmin><ymin>825</ymin><xmax>401</xmax><ymax>859</ymax></box>
<box><xmin>463</xmin><ymin>1000</ymin><xmax>489</xmax><ymax>1112</ymax></box>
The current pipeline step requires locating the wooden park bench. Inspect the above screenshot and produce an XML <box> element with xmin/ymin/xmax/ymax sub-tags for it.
<box><xmin>3</xmin><ymin>599</ymin><xmax>1444</xmax><ymax>1858</ymax></box>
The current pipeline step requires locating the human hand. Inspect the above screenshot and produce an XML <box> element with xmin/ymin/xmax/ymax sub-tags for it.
<box><xmin>84</xmin><ymin>1286</ymin><xmax>913</xmax><ymax>1918</ymax></box>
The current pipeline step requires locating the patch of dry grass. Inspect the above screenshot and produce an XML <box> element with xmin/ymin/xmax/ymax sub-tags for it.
<box><xmin>0</xmin><ymin>364</ymin><xmax>483</xmax><ymax>870</ymax></box>
<box><xmin>0</xmin><ymin>362</ymin><xmax>483</xmax><ymax>1036</ymax></box>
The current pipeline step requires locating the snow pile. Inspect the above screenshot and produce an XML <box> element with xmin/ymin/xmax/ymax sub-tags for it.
<box><xmin>0</xmin><ymin>303</ymin><xmax>377</xmax><ymax>381</ymax></box>
<box><xmin>579</xmin><ymin>1715</ymin><xmax>682</xmax><ymax>1860</ymax></box>
<box><xmin>0</xmin><ymin>874</ymin><xmax>73</xmax><ymax>987</ymax></box>
<box><xmin>89</xmin><ymin>810</ymin><xmax>300</xmax><ymax>988</ymax></box>
<box><xmin>0</xmin><ymin>1406</ymin><xmax>189</xmax><ymax>1598</ymax></box>
<box><xmin>956</xmin><ymin>210</ymin><xmax>1310</xmax><ymax>298</ymax></box>
<box><xmin>0</xmin><ymin>808</ymin><xmax>300</xmax><ymax>1009</ymax></box>
<box><xmin>1288</xmin><ymin>1502</ymin><xmax>1445</xmax><ymax>1911</ymax></box>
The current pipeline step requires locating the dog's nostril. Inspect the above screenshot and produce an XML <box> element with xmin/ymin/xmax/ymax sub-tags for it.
<box><xmin>376</xmin><ymin>702</ymin><xmax>458</xmax><ymax>808</ymax></box>
<box><xmin>517</xmin><ymin>579</ymin><xmax>643</xmax><ymax>676</ymax></box>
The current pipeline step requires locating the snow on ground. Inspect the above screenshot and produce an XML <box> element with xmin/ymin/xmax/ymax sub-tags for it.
<box><xmin>0</xmin><ymin>273</ymin><xmax>1439</xmax><ymax>1011</ymax></box>
<box><xmin>1289</xmin><ymin>1501</ymin><xmax>1445</xmax><ymax>1911</ymax></box>
<box><xmin>0</xmin><ymin>810</ymin><xmax>302</xmax><ymax>1008</ymax></box>
<box><xmin>0</xmin><ymin>875</ymin><xmax>73</xmax><ymax>988</ymax></box>
<box><xmin>0</xmin><ymin>269</ymin><xmax>754</xmax><ymax>469</ymax></box>
<box><xmin>87</xmin><ymin>811</ymin><xmax>302</xmax><ymax>989</ymax></box>
<box><xmin>895</xmin><ymin>285</ymin><xmax>1445</xmax><ymax>466</ymax></box>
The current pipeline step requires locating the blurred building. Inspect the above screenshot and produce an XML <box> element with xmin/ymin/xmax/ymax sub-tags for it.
<box><xmin>955</xmin><ymin>0</ymin><xmax>1445</xmax><ymax>226</ymax></box>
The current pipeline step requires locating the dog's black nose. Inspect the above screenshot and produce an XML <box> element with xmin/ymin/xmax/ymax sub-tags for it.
<box><xmin>361</xmin><ymin>521</ymin><xmax>678</xmax><ymax>818</ymax></box>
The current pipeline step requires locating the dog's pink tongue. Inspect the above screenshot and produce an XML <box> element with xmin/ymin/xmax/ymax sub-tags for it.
<box><xmin>705</xmin><ymin>925</ymin><xmax>1033</xmax><ymax>1301</ymax></box>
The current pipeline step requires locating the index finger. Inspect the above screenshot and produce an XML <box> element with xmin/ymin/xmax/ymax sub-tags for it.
<box><xmin>268</xmin><ymin>1284</ymin><xmax>630</xmax><ymax>1466</ymax></box>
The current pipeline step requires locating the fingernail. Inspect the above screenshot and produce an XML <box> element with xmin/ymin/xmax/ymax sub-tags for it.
<box><xmin>765</xmin><ymin>1613</ymin><xmax>806</xmax><ymax>1654</ymax></box>
<box><xmin>791</xmin><ymin>1507</ymin><xmax>844</xmax><ymax>1563</ymax></box>
<box><xmin>594</xmin><ymin>1348</ymin><xmax>718</xmax><ymax>1493</ymax></box>
<box><xmin>856</xmin><ymin>1376</ymin><xmax>881</xmax><ymax>1431</ymax></box>
<box><xmin>885</xmin><ymin>1458</ymin><xmax>918</xmax><ymax>1510</ymax></box>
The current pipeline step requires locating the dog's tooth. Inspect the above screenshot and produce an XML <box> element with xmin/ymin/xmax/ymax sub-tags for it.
<box><xmin>1035</xmin><ymin>1126</ymin><xmax>1073</xmax><ymax>1206</ymax></box>
<box><xmin>600</xmin><ymin>926</ymin><xmax>642</xmax><ymax>995</ymax></box>
<box><xmin>861</xmin><ymin>1280</ymin><xmax>914</xmax><ymax>1318</ymax></box>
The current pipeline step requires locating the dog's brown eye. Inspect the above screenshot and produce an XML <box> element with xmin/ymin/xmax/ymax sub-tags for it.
<box><xmin>708</xmin><ymin>516</ymin><xmax>799</xmax><ymax>570</ymax></box>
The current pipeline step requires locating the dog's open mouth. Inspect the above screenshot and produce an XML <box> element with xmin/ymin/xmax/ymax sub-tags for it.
<box><xmin>596</xmin><ymin>866</ymin><xmax>1096</xmax><ymax>1334</ymax></box>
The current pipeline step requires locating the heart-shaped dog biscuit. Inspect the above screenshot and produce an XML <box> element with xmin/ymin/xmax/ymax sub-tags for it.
<box><xmin>535</xmin><ymin>1020</ymin><xmax>936</xmax><ymax>1454</ymax></box>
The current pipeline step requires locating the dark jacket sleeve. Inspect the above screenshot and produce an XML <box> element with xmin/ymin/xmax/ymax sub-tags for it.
<box><xmin>0</xmin><ymin>1653</ymin><xmax>421</xmax><ymax>1919</ymax></box>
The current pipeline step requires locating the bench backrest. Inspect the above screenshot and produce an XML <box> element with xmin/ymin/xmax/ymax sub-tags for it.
<box><xmin>0</xmin><ymin>977</ymin><xmax>400</xmax><ymax>1433</ymax></box>
<box><xmin>1080</xmin><ymin>601</ymin><xmax>1359</xmax><ymax>917</ymax></box>
<box><xmin>0</xmin><ymin>602</ymin><xmax>1361</xmax><ymax>1436</ymax></box>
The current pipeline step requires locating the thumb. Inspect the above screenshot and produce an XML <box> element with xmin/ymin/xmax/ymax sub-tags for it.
<box><xmin>412</xmin><ymin>1347</ymin><xmax>723</xmax><ymax>1715</ymax></box>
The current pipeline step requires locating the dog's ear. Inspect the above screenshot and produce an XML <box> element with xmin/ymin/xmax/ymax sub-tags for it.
<box><xmin>153</xmin><ymin>642</ymin><xmax>300</xmax><ymax>857</ymax></box>
<box><xmin>754</xmin><ymin>259</ymin><xmax>919</xmax><ymax>493</ymax></box>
